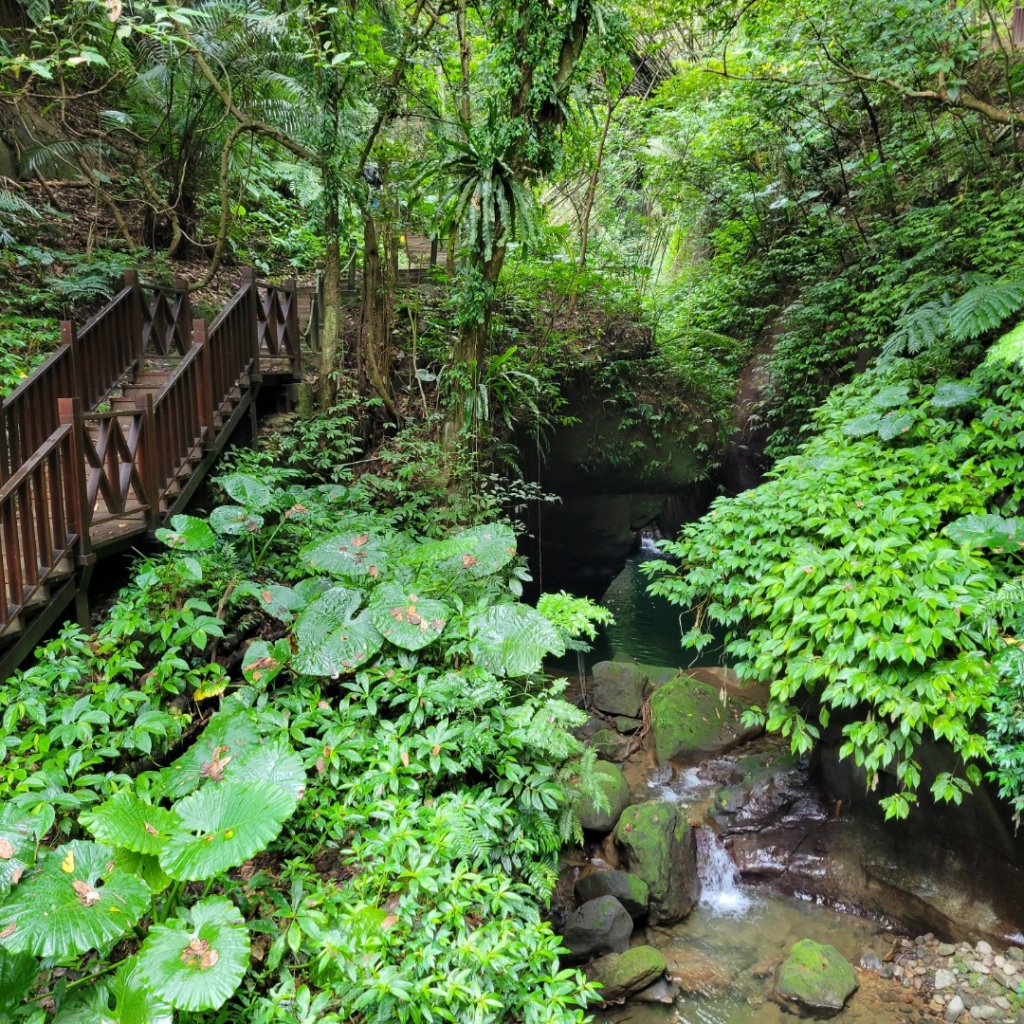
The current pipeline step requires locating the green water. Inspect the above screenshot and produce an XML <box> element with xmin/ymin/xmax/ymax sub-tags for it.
<box><xmin>562</xmin><ymin>543</ymin><xmax>728</xmax><ymax>673</ymax></box>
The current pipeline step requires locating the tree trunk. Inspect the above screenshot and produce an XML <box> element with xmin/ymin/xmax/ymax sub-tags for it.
<box><xmin>318</xmin><ymin>198</ymin><xmax>343</xmax><ymax>411</ymax></box>
<box><xmin>358</xmin><ymin>214</ymin><xmax>398</xmax><ymax>418</ymax></box>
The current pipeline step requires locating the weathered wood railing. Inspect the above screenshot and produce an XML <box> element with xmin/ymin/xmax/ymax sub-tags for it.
<box><xmin>0</xmin><ymin>268</ymin><xmax>303</xmax><ymax>638</ymax></box>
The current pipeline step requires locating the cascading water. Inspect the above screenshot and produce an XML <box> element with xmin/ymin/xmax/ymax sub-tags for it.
<box><xmin>696</xmin><ymin>826</ymin><xmax>752</xmax><ymax>917</ymax></box>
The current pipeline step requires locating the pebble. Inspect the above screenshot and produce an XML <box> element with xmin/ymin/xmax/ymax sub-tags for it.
<box><xmin>939</xmin><ymin>944</ymin><xmax>959</xmax><ymax>957</ymax></box>
<box><xmin>946</xmin><ymin>994</ymin><xmax>965</xmax><ymax>1022</ymax></box>
<box><xmin>978</xmin><ymin>942</ymin><xmax>994</xmax><ymax>956</ymax></box>
<box><xmin>936</xmin><ymin>969</ymin><xmax>957</xmax><ymax>991</ymax></box>
<box><xmin>1008</xmin><ymin>948</ymin><xmax>1024</xmax><ymax>962</ymax></box>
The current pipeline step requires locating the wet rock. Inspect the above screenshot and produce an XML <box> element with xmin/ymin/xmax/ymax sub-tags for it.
<box><xmin>860</xmin><ymin>948</ymin><xmax>883</xmax><ymax>970</ymax></box>
<box><xmin>938</xmin><ymin>943</ymin><xmax>958</xmax><ymax>957</ymax></box>
<box><xmin>773</xmin><ymin>939</ymin><xmax>858</xmax><ymax>1017</ymax></box>
<box><xmin>614</xmin><ymin>716</ymin><xmax>641</xmax><ymax>734</ymax></box>
<box><xmin>934</xmin><ymin>968</ymin><xmax>956</xmax><ymax>990</ymax></box>
<box><xmin>561</xmin><ymin>896</ymin><xmax>633</xmax><ymax>961</ymax></box>
<box><xmin>944</xmin><ymin>994</ymin><xmax>965</xmax><ymax>1021</ymax></box>
<box><xmin>579</xmin><ymin>760</ymin><xmax>630</xmax><ymax>833</ymax></box>
<box><xmin>649</xmin><ymin>674</ymin><xmax>756</xmax><ymax>765</ymax></box>
<box><xmin>633</xmin><ymin>978</ymin><xmax>678</xmax><ymax>1003</ymax></box>
<box><xmin>593</xmin><ymin>662</ymin><xmax>649</xmax><ymax>719</ymax></box>
<box><xmin>614</xmin><ymin>800</ymin><xmax>699</xmax><ymax>924</ymax></box>
<box><xmin>586</xmin><ymin>945</ymin><xmax>667</xmax><ymax>1002</ymax></box>
<box><xmin>574</xmin><ymin>869</ymin><xmax>649</xmax><ymax>919</ymax></box>
<box><xmin>661</xmin><ymin>948</ymin><xmax>731</xmax><ymax>995</ymax></box>
<box><xmin>590</xmin><ymin>728</ymin><xmax>628</xmax><ymax>762</ymax></box>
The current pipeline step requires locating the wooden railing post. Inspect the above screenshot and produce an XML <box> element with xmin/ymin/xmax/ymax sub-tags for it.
<box><xmin>61</xmin><ymin>321</ymin><xmax>80</xmax><ymax>404</ymax></box>
<box><xmin>57</xmin><ymin>398</ymin><xmax>92</xmax><ymax>559</ymax></box>
<box><xmin>193</xmin><ymin>318</ymin><xmax>215</xmax><ymax>440</ymax></box>
<box><xmin>284</xmin><ymin>276</ymin><xmax>301</xmax><ymax>378</ymax></box>
<box><xmin>175</xmin><ymin>276</ymin><xmax>193</xmax><ymax>353</ymax></box>
<box><xmin>240</xmin><ymin>267</ymin><xmax>262</xmax><ymax>383</ymax></box>
<box><xmin>0</xmin><ymin>404</ymin><xmax>9</xmax><ymax>481</ymax></box>
<box><xmin>124</xmin><ymin>270</ymin><xmax>145</xmax><ymax>367</ymax></box>
<box><xmin>142</xmin><ymin>394</ymin><xmax>161</xmax><ymax>529</ymax></box>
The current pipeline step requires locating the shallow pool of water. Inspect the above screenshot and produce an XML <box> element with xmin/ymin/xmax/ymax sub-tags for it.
<box><xmin>595</xmin><ymin>892</ymin><xmax>888</xmax><ymax>1024</ymax></box>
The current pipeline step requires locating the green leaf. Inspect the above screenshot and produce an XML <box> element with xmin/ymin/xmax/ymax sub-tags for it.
<box><xmin>137</xmin><ymin>897</ymin><xmax>249</xmax><ymax>1011</ymax></box>
<box><xmin>52</xmin><ymin>957</ymin><xmax>172</xmax><ymax>1024</ymax></box>
<box><xmin>0</xmin><ymin>948</ymin><xmax>37</xmax><ymax>1013</ymax></box>
<box><xmin>241</xmin><ymin>638</ymin><xmax>290</xmax><ymax>688</ymax></box>
<box><xmin>0</xmin><ymin>841</ymin><xmax>150</xmax><ymax>957</ymax></box>
<box><xmin>111</xmin><ymin>849</ymin><xmax>172</xmax><ymax>896</ymax></box>
<box><xmin>153</xmin><ymin>702</ymin><xmax>261</xmax><ymax>801</ymax></box>
<box><xmin>931</xmin><ymin>380</ymin><xmax>980</xmax><ymax>408</ymax></box>
<box><xmin>160</xmin><ymin>782</ymin><xmax>294</xmax><ymax>881</ymax></box>
<box><xmin>80</xmin><ymin>792</ymin><xmax>182</xmax><ymax>856</ymax></box>
<box><xmin>468</xmin><ymin>604</ymin><xmax>566</xmax><ymax>677</ymax></box>
<box><xmin>368</xmin><ymin>584</ymin><xmax>450</xmax><ymax>651</ymax></box>
<box><xmin>0</xmin><ymin>804</ymin><xmax>38</xmax><ymax>896</ymax></box>
<box><xmin>304</xmin><ymin>532</ymin><xmax>387</xmax><ymax>581</ymax></box>
<box><xmin>292</xmin><ymin>587</ymin><xmax>383</xmax><ymax>677</ymax></box>
<box><xmin>209</xmin><ymin>505</ymin><xmax>264</xmax><ymax>536</ymax></box>
<box><xmin>220</xmin><ymin>473</ymin><xmax>272</xmax><ymax>509</ymax></box>
<box><xmin>876</xmin><ymin>411</ymin><xmax>913</xmax><ymax>441</ymax></box>
<box><xmin>155</xmin><ymin>515</ymin><xmax>215</xmax><ymax>552</ymax></box>
<box><xmin>946</xmin><ymin>513</ymin><xmax>1024</xmax><ymax>549</ymax></box>
<box><xmin>251</xmin><ymin>583</ymin><xmax>308</xmax><ymax>621</ymax></box>
<box><xmin>223</xmin><ymin>740</ymin><xmax>305</xmax><ymax>812</ymax></box>
<box><xmin>411</xmin><ymin>523</ymin><xmax>518</xmax><ymax>578</ymax></box>
<box><xmin>841</xmin><ymin>413</ymin><xmax>881</xmax><ymax>437</ymax></box>
<box><xmin>870</xmin><ymin>385</ymin><xmax>910</xmax><ymax>409</ymax></box>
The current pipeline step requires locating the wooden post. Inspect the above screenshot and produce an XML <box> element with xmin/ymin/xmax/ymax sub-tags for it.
<box><xmin>284</xmin><ymin>277</ymin><xmax>301</xmax><ymax>378</ymax></box>
<box><xmin>192</xmin><ymin>318</ymin><xmax>215</xmax><ymax>442</ymax></box>
<box><xmin>239</xmin><ymin>267</ymin><xmax>263</xmax><ymax>383</ymax></box>
<box><xmin>61</xmin><ymin>321</ymin><xmax>80</xmax><ymax>406</ymax></box>
<box><xmin>57</xmin><ymin>398</ymin><xmax>92</xmax><ymax>560</ymax></box>
<box><xmin>124</xmin><ymin>270</ymin><xmax>145</xmax><ymax>368</ymax></box>
<box><xmin>0</xmin><ymin>404</ymin><xmax>9</xmax><ymax>481</ymax></box>
<box><xmin>174</xmin><ymin>276</ymin><xmax>193</xmax><ymax>355</ymax></box>
<box><xmin>142</xmin><ymin>393</ymin><xmax>161</xmax><ymax>529</ymax></box>
<box><xmin>430</xmin><ymin>237</ymin><xmax>439</xmax><ymax>267</ymax></box>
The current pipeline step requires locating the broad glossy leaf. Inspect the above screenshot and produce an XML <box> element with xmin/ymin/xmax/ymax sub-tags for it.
<box><xmin>440</xmin><ymin>523</ymin><xmax>517</xmax><ymax>577</ymax></box>
<box><xmin>220</xmin><ymin>473</ymin><xmax>272</xmax><ymax>508</ymax></box>
<box><xmin>877</xmin><ymin>411</ymin><xmax>913</xmax><ymax>440</ymax></box>
<box><xmin>0</xmin><ymin>948</ymin><xmax>36</xmax><ymax>1013</ymax></box>
<box><xmin>153</xmin><ymin>702</ymin><xmax>261</xmax><ymax>800</ymax></box>
<box><xmin>223</xmin><ymin>740</ymin><xmax>305</xmax><ymax>812</ymax></box>
<box><xmin>304</xmin><ymin>531</ymin><xmax>387</xmax><ymax>581</ymax></box>
<box><xmin>0</xmin><ymin>804</ymin><xmax>37</xmax><ymax>895</ymax></box>
<box><xmin>251</xmin><ymin>583</ymin><xmax>308</xmax><ymax>621</ymax></box>
<box><xmin>0</xmin><ymin>841</ymin><xmax>150</xmax><ymax>957</ymax></box>
<box><xmin>946</xmin><ymin>513</ymin><xmax>1024</xmax><ymax>549</ymax></box>
<box><xmin>870</xmin><ymin>385</ymin><xmax>910</xmax><ymax>409</ymax></box>
<box><xmin>154</xmin><ymin>515</ymin><xmax>215</xmax><ymax>552</ymax></box>
<box><xmin>81</xmin><ymin>792</ymin><xmax>182</xmax><ymax>856</ymax></box>
<box><xmin>52</xmin><ymin>957</ymin><xmax>172</xmax><ymax>1024</ymax></box>
<box><xmin>160</xmin><ymin>782</ymin><xmax>293</xmax><ymax>881</ymax></box>
<box><xmin>841</xmin><ymin>413</ymin><xmax>882</xmax><ymax>437</ymax></box>
<box><xmin>209</xmin><ymin>505</ymin><xmax>264</xmax><ymax>536</ymax></box>
<box><xmin>241</xmin><ymin>638</ymin><xmax>290</xmax><ymax>688</ymax></box>
<box><xmin>468</xmin><ymin>603</ymin><xmax>565</xmax><ymax>677</ymax></box>
<box><xmin>137</xmin><ymin>897</ymin><xmax>249</xmax><ymax>1011</ymax></box>
<box><xmin>931</xmin><ymin>380</ymin><xmax>979</xmax><ymax>408</ymax></box>
<box><xmin>292</xmin><ymin>587</ymin><xmax>383</xmax><ymax>677</ymax></box>
<box><xmin>368</xmin><ymin>584</ymin><xmax>449</xmax><ymax>651</ymax></box>
<box><xmin>112</xmin><ymin>849</ymin><xmax>171</xmax><ymax>895</ymax></box>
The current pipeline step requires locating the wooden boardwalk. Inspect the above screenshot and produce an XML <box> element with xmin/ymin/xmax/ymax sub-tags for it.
<box><xmin>0</xmin><ymin>268</ymin><xmax>312</xmax><ymax>681</ymax></box>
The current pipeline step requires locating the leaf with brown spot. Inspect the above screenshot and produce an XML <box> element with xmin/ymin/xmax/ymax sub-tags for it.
<box><xmin>0</xmin><ymin>838</ymin><xmax>13</xmax><ymax>860</ymax></box>
<box><xmin>368</xmin><ymin>565</ymin><xmax>380</xmax><ymax>578</ymax></box>
<box><xmin>350</xmin><ymin>534</ymin><xmax>369</xmax><ymax>547</ymax></box>
<box><xmin>462</xmin><ymin>554</ymin><xmax>479</xmax><ymax>568</ymax></box>
<box><xmin>0</xmin><ymin>922</ymin><xmax>16</xmax><ymax>940</ymax></box>
<box><xmin>180</xmin><ymin>937</ymin><xmax>220</xmax><ymax>971</ymax></box>
<box><xmin>72</xmin><ymin>879</ymin><xmax>101</xmax><ymax>907</ymax></box>
<box><xmin>400</xmin><ymin>750</ymin><xmax>410</xmax><ymax>768</ymax></box>
<box><xmin>315</xmin><ymin>757</ymin><xmax>326</xmax><ymax>774</ymax></box>
<box><xmin>382</xmin><ymin>913</ymin><xmax>398</xmax><ymax>930</ymax></box>
<box><xmin>144</xmin><ymin>822</ymin><xmax>160</xmax><ymax>837</ymax></box>
<box><xmin>431</xmin><ymin>744</ymin><xmax>441</xmax><ymax>757</ymax></box>
<box><xmin>200</xmin><ymin>746</ymin><xmax>232</xmax><ymax>782</ymax></box>
<box><xmin>10</xmin><ymin>867</ymin><xmax>22</xmax><ymax>885</ymax></box>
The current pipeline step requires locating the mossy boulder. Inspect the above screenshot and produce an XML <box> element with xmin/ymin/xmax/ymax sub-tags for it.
<box><xmin>590</xmin><ymin>728</ymin><xmax>627</xmax><ymax>762</ymax></box>
<box><xmin>586</xmin><ymin>945</ymin><xmax>667</xmax><ymax>1001</ymax></box>
<box><xmin>574</xmin><ymin>869</ymin><xmax>649</xmax><ymax>919</ymax></box>
<box><xmin>613</xmin><ymin>799</ymin><xmax>699</xmax><ymax>923</ymax></box>
<box><xmin>773</xmin><ymin>939</ymin><xmax>858</xmax><ymax>1017</ymax></box>
<box><xmin>578</xmin><ymin>760</ymin><xmax>631</xmax><ymax>833</ymax></box>
<box><xmin>649</xmin><ymin>674</ymin><xmax>756</xmax><ymax>765</ymax></box>
<box><xmin>561</xmin><ymin>896</ymin><xmax>634</xmax><ymax>962</ymax></box>
<box><xmin>592</xmin><ymin>661</ymin><xmax>648</xmax><ymax>718</ymax></box>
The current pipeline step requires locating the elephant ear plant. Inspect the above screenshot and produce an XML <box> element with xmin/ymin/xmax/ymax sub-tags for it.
<box><xmin>0</xmin><ymin>700</ymin><xmax>305</xmax><ymax>1019</ymax></box>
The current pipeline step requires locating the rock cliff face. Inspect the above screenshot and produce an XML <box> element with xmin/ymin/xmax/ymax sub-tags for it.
<box><xmin>528</xmin><ymin>375</ymin><xmax>711</xmax><ymax>595</ymax></box>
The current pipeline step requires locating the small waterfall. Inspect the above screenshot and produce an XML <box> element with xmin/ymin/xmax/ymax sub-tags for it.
<box><xmin>696</xmin><ymin>827</ymin><xmax>752</xmax><ymax>917</ymax></box>
<box><xmin>639</xmin><ymin>532</ymin><xmax>661</xmax><ymax>556</ymax></box>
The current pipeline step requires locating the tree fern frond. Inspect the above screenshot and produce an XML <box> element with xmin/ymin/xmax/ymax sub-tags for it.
<box><xmin>948</xmin><ymin>276</ymin><xmax>1024</xmax><ymax>342</ymax></box>
<box><xmin>882</xmin><ymin>296</ymin><xmax>951</xmax><ymax>360</ymax></box>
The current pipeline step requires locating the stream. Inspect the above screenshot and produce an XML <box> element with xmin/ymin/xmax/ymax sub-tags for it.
<box><xmin>566</xmin><ymin>541</ymin><xmax>1024</xmax><ymax>1023</ymax></box>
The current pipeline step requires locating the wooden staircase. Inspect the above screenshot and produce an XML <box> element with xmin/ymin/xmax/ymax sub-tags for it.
<box><xmin>0</xmin><ymin>267</ymin><xmax>311</xmax><ymax>679</ymax></box>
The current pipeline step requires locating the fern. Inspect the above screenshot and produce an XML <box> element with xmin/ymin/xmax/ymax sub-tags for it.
<box><xmin>881</xmin><ymin>295</ymin><xmax>951</xmax><ymax>360</ymax></box>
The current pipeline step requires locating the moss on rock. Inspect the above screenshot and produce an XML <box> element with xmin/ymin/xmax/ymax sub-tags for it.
<box><xmin>774</xmin><ymin>939</ymin><xmax>858</xmax><ymax>1017</ymax></box>
<box><xmin>579</xmin><ymin>760</ymin><xmax>630</xmax><ymax>833</ymax></box>
<box><xmin>649</xmin><ymin>674</ymin><xmax>755</xmax><ymax>765</ymax></box>
<box><xmin>587</xmin><ymin>944</ymin><xmax>667</xmax><ymax>1001</ymax></box>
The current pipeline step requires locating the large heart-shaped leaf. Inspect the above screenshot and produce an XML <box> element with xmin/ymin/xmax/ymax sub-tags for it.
<box><xmin>304</xmin><ymin>531</ymin><xmax>387</xmax><ymax>581</ymax></box>
<box><xmin>224</xmin><ymin>739</ymin><xmax>305</xmax><ymax>812</ymax></box>
<box><xmin>947</xmin><ymin>513</ymin><xmax>1024</xmax><ymax>549</ymax></box>
<box><xmin>155</xmin><ymin>515</ymin><xmax>215</xmax><ymax>552</ymax></box>
<box><xmin>153</xmin><ymin>702</ymin><xmax>261</xmax><ymax>800</ymax></box>
<box><xmin>0</xmin><ymin>804</ymin><xmax>38</xmax><ymax>895</ymax></box>
<box><xmin>931</xmin><ymin>380</ymin><xmax>979</xmax><ymax>408</ymax></box>
<box><xmin>209</xmin><ymin>505</ymin><xmax>264</xmax><ymax>536</ymax></box>
<box><xmin>81</xmin><ymin>792</ymin><xmax>182</xmax><ymax>856</ymax></box>
<box><xmin>410</xmin><ymin>523</ymin><xmax>518</xmax><ymax>578</ymax></box>
<box><xmin>112</xmin><ymin>849</ymin><xmax>172</xmax><ymax>896</ymax></box>
<box><xmin>160</xmin><ymin>782</ymin><xmax>294</xmax><ymax>881</ymax></box>
<box><xmin>877</xmin><ymin>410</ymin><xmax>913</xmax><ymax>440</ymax></box>
<box><xmin>841</xmin><ymin>413</ymin><xmax>882</xmax><ymax>437</ymax></box>
<box><xmin>220</xmin><ymin>473</ymin><xmax>272</xmax><ymax>509</ymax></box>
<box><xmin>368</xmin><ymin>585</ymin><xmax>450</xmax><ymax>651</ymax></box>
<box><xmin>292</xmin><ymin>587</ymin><xmax>383</xmax><ymax>677</ymax></box>
<box><xmin>0</xmin><ymin>841</ymin><xmax>150</xmax><ymax>957</ymax></box>
<box><xmin>250</xmin><ymin>583</ymin><xmax>308</xmax><ymax>621</ymax></box>
<box><xmin>0</xmin><ymin>948</ymin><xmax>37</xmax><ymax>1013</ymax></box>
<box><xmin>468</xmin><ymin>603</ymin><xmax>565</xmax><ymax>677</ymax></box>
<box><xmin>137</xmin><ymin>897</ymin><xmax>249</xmax><ymax>1011</ymax></box>
<box><xmin>52</xmin><ymin>957</ymin><xmax>173</xmax><ymax>1024</ymax></box>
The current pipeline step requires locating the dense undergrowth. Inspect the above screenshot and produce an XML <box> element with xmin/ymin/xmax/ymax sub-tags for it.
<box><xmin>0</xmin><ymin>415</ymin><xmax>609</xmax><ymax>1022</ymax></box>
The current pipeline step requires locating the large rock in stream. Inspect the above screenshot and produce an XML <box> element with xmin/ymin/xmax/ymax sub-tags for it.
<box><xmin>575</xmin><ymin>868</ymin><xmax>649</xmax><ymax>919</ymax></box>
<box><xmin>561</xmin><ymin>896</ymin><xmax>634</xmax><ymax>961</ymax></box>
<box><xmin>586</xmin><ymin>945</ymin><xmax>667</xmax><ymax>1002</ymax></box>
<box><xmin>614</xmin><ymin>800</ymin><xmax>699</xmax><ymax>924</ymax></box>
<box><xmin>578</xmin><ymin>760</ymin><xmax>630</xmax><ymax>833</ymax></box>
<box><xmin>773</xmin><ymin>939</ymin><xmax>858</xmax><ymax>1017</ymax></box>
<box><xmin>649</xmin><ymin>672</ymin><xmax>758</xmax><ymax>765</ymax></box>
<box><xmin>592</xmin><ymin>661</ymin><xmax>649</xmax><ymax>718</ymax></box>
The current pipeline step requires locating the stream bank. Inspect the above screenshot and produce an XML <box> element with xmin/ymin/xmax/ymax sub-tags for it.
<box><xmin>551</xmin><ymin>648</ymin><xmax>1024</xmax><ymax>1023</ymax></box>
